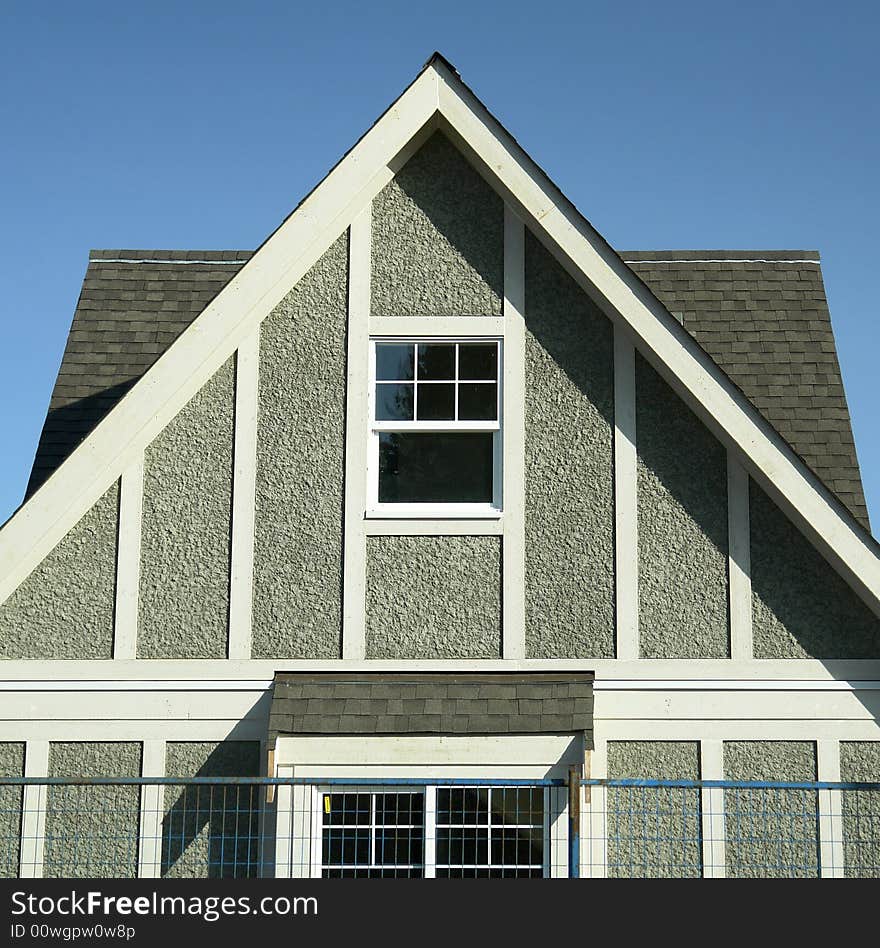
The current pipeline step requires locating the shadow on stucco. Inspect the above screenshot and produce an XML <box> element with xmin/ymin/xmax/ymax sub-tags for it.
<box><xmin>161</xmin><ymin>742</ymin><xmax>262</xmax><ymax>879</ymax></box>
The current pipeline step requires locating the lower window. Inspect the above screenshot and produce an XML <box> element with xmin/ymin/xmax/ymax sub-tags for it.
<box><xmin>319</xmin><ymin>786</ymin><xmax>547</xmax><ymax>878</ymax></box>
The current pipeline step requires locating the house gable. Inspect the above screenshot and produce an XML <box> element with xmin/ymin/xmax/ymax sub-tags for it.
<box><xmin>0</xmin><ymin>54</ymin><xmax>878</xmax><ymax>669</ymax></box>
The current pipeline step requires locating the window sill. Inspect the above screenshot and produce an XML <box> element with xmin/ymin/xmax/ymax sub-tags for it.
<box><xmin>366</xmin><ymin>505</ymin><xmax>502</xmax><ymax>520</ymax></box>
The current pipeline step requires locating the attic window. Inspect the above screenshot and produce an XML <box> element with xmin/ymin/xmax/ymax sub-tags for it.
<box><xmin>368</xmin><ymin>339</ymin><xmax>502</xmax><ymax>517</ymax></box>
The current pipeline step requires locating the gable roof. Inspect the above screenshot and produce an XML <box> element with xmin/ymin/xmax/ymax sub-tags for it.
<box><xmin>2</xmin><ymin>51</ymin><xmax>879</xmax><ymax>619</ymax></box>
<box><xmin>27</xmin><ymin>248</ymin><xmax>869</xmax><ymax>532</ymax></box>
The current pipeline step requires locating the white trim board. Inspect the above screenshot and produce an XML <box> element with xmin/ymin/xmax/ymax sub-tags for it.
<box><xmin>1</xmin><ymin>658</ymin><xmax>880</xmax><ymax>680</ymax></box>
<box><xmin>0</xmin><ymin>55</ymin><xmax>878</xmax><ymax>625</ymax></box>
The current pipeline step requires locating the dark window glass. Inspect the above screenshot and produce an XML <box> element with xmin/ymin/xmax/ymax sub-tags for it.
<box><xmin>458</xmin><ymin>343</ymin><xmax>497</xmax><ymax>380</ymax></box>
<box><xmin>376</xmin><ymin>793</ymin><xmax>424</xmax><ymax>825</ymax></box>
<box><xmin>416</xmin><ymin>383</ymin><xmax>455</xmax><ymax>421</ymax></box>
<box><xmin>437</xmin><ymin>788</ymin><xmax>489</xmax><ymax>825</ymax></box>
<box><xmin>376</xmin><ymin>829</ymin><xmax>423</xmax><ymax>865</ymax></box>
<box><xmin>491</xmin><ymin>788</ymin><xmax>544</xmax><ymax>825</ymax></box>
<box><xmin>458</xmin><ymin>383</ymin><xmax>497</xmax><ymax>421</ymax></box>
<box><xmin>378</xmin><ymin>433</ymin><xmax>494</xmax><ymax>503</ymax></box>
<box><xmin>437</xmin><ymin>828</ymin><xmax>488</xmax><ymax>865</ymax></box>
<box><xmin>375</xmin><ymin>383</ymin><xmax>414</xmax><ymax>421</ymax></box>
<box><xmin>417</xmin><ymin>344</ymin><xmax>455</xmax><ymax>380</ymax></box>
<box><xmin>322</xmin><ymin>828</ymin><xmax>370</xmax><ymax>865</ymax></box>
<box><xmin>323</xmin><ymin>793</ymin><xmax>371</xmax><ymax>825</ymax></box>
<box><xmin>490</xmin><ymin>828</ymin><xmax>543</xmax><ymax>865</ymax></box>
<box><xmin>376</xmin><ymin>344</ymin><xmax>414</xmax><ymax>381</ymax></box>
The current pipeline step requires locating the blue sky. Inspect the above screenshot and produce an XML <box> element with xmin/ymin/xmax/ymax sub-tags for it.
<box><xmin>1</xmin><ymin>1</ymin><xmax>878</xmax><ymax>526</ymax></box>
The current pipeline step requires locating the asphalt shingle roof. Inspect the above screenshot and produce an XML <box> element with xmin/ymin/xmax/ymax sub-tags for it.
<box><xmin>25</xmin><ymin>248</ymin><xmax>870</xmax><ymax>533</ymax></box>
<box><xmin>268</xmin><ymin>672</ymin><xmax>595</xmax><ymax>740</ymax></box>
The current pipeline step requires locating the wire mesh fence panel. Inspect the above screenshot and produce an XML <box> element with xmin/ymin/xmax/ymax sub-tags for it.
<box><xmin>723</xmin><ymin>786</ymin><xmax>820</xmax><ymax>878</ymax></box>
<box><xmin>605</xmin><ymin>784</ymin><xmax>703</xmax><ymax>878</ymax></box>
<box><xmin>43</xmin><ymin>784</ymin><xmax>141</xmax><ymax>879</ymax></box>
<box><xmin>2</xmin><ymin>777</ymin><xmax>879</xmax><ymax>878</ymax></box>
<box><xmin>842</xmin><ymin>786</ymin><xmax>880</xmax><ymax>878</ymax></box>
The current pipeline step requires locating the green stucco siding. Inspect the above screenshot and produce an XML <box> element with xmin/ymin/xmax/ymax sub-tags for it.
<box><xmin>44</xmin><ymin>742</ymin><xmax>141</xmax><ymax>878</ymax></box>
<box><xmin>636</xmin><ymin>356</ymin><xmax>729</xmax><ymax>658</ymax></box>
<box><xmin>138</xmin><ymin>359</ymin><xmax>235</xmax><ymax>658</ymax></box>
<box><xmin>163</xmin><ymin>741</ymin><xmax>261</xmax><ymax>878</ymax></box>
<box><xmin>607</xmin><ymin>741</ymin><xmax>702</xmax><ymax>878</ymax></box>
<box><xmin>371</xmin><ymin>132</ymin><xmax>503</xmax><ymax>316</ymax></box>
<box><xmin>750</xmin><ymin>481</ymin><xmax>880</xmax><ymax>658</ymax></box>
<box><xmin>840</xmin><ymin>742</ymin><xmax>880</xmax><ymax>878</ymax></box>
<box><xmin>252</xmin><ymin>234</ymin><xmax>347</xmax><ymax>659</ymax></box>
<box><xmin>0</xmin><ymin>743</ymin><xmax>24</xmax><ymax>878</ymax></box>
<box><xmin>723</xmin><ymin>741</ymin><xmax>818</xmax><ymax>878</ymax></box>
<box><xmin>365</xmin><ymin>536</ymin><xmax>501</xmax><ymax>658</ymax></box>
<box><xmin>0</xmin><ymin>484</ymin><xmax>118</xmax><ymax>659</ymax></box>
<box><xmin>523</xmin><ymin>233</ymin><xmax>615</xmax><ymax>658</ymax></box>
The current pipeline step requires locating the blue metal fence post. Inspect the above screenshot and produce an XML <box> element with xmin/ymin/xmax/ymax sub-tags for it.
<box><xmin>568</xmin><ymin>766</ymin><xmax>580</xmax><ymax>879</ymax></box>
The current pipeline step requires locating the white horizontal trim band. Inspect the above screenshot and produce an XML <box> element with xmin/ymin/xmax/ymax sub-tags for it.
<box><xmin>620</xmin><ymin>258</ymin><xmax>820</xmax><ymax>265</ymax></box>
<box><xmin>0</xmin><ymin>680</ymin><xmax>273</xmax><ymax>692</ymax></box>
<box><xmin>89</xmin><ymin>258</ymin><xmax>250</xmax><ymax>265</ymax></box>
<box><xmin>594</xmin><ymin>679</ymin><xmax>880</xmax><ymax>691</ymax></box>
<box><xmin>2</xmin><ymin>678</ymin><xmax>877</xmax><ymax>693</ymax></box>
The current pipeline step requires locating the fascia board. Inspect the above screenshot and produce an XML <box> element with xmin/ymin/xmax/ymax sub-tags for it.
<box><xmin>0</xmin><ymin>68</ymin><xmax>440</xmax><ymax>604</ymax></box>
<box><xmin>433</xmin><ymin>62</ymin><xmax>880</xmax><ymax>614</ymax></box>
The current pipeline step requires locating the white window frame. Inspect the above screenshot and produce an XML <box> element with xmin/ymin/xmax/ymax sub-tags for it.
<box><xmin>311</xmin><ymin>783</ymin><xmax>551</xmax><ymax>878</ymax></box>
<box><xmin>366</xmin><ymin>337</ymin><xmax>503</xmax><ymax>519</ymax></box>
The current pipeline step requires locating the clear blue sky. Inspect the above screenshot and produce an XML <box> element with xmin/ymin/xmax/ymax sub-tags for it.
<box><xmin>1</xmin><ymin>1</ymin><xmax>878</xmax><ymax>526</ymax></box>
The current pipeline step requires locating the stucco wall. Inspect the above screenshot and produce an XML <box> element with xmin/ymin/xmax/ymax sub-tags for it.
<box><xmin>365</xmin><ymin>536</ymin><xmax>501</xmax><ymax>658</ymax></box>
<box><xmin>606</xmin><ymin>741</ymin><xmax>702</xmax><ymax>878</ymax></box>
<box><xmin>44</xmin><ymin>742</ymin><xmax>141</xmax><ymax>878</ymax></box>
<box><xmin>371</xmin><ymin>132</ymin><xmax>503</xmax><ymax>316</ymax></box>
<box><xmin>163</xmin><ymin>741</ymin><xmax>261</xmax><ymax>878</ymax></box>
<box><xmin>0</xmin><ymin>743</ymin><xmax>24</xmax><ymax>878</ymax></box>
<box><xmin>138</xmin><ymin>359</ymin><xmax>235</xmax><ymax>658</ymax></box>
<box><xmin>523</xmin><ymin>233</ymin><xmax>615</xmax><ymax>658</ymax></box>
<box><xmin>750</xmin><ymin>481</ymin><xmax>880</xmax><ymax>658</ymax></box>
<box><xmin>252</xmin><ymin>234</ymin><xmax>348</xmax><ymax>659</ymax></box>
<box><xmin>0</xmin><ymin>484</ymin><xmax>118</xmax><ymax>659</ymax></box>
<box><xmin>636</xmin><ymin>356</ymin><xmax>729</xmax><ymax>658</ymax></box>
<box><xmin>723</xmin><ymin>741</ymin><xmax>818</xmax><ymax>878</ymax></box>
<box><xmin>840</xmin><ymin>742</ymin><xmax>880</xmax><ymax>878</ymax></box>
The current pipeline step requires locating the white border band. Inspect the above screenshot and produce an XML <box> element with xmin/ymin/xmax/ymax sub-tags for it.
<box><xmin>113</xmin><ymin>463</ymin><xmax>143</xmax><ymax>660</ymax></box>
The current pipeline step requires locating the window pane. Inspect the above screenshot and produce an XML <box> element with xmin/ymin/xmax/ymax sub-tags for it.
<box><xmin>323</xmin><ymin>828</ymin><xmax>371</xmax><ymax>865</ymax></box>
<box><xmin>416</xmin><ymin>383</ymin><xmax>455</xmax><ymax>421</ymax></box>
<box><xmin>376</xmin><ymin>344</ymin><xmax>414</xmax><ymax>381</ymax></box>
<box><xmin>375</xmin><ymin>383</ymin><xmax>414</xmax><ymax>421</ymax></box>
<box><xmin>458</xmin><ymin>343</ymin><xmax>497</xmax><ymax>380</ymax></box>
<box><xmin>417</xmin><ymin>344</ymin><xmax>455</xmax><ymax>380</ymax></box>
<box><xmin>458</xmin><ymin>383</ymin><xmax>497</xmax><ymax>421</ymax></box>
<box><xmin>378</xmin><ymin>433</ymin><xmax>494</xmax><ymax>504</ymax></box>
<box><xmin>376</xmin><ymin>829</ymin><xmax>423</xmax><ymax>865</ymax></box>
<box><xmin>437</xmin><ymin>788</ymin><xmax>489</xmax><ymax>825</ymax></box>
<box><xmin>490</xmin><ymin>828</ymin><xmax>544</xmax><ymax>865</ymax></box>
<box><xmin>375</xmin><ymin>793</ymin><xmax>424</xmax><ymax>825</ymax></box>
<box><xmin>323</xmin><ymin>793</ymin><xmax>371</xmax><ymax>825</ymax></box>
<box><xmin>437</xmin><ymin>828</ymin><xmax>488</xmax><ymax>865</ymax></box>
<box><xmin>492</xmin><ymin>788</ymin><xmax>544</xmax><ymax>825</ymax></box>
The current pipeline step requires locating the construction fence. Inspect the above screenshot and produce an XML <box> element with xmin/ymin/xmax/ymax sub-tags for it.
<box><xmin>0</xmin><ymin>776</ymin><xmax>878</xmax><ymax>879</ymax></box>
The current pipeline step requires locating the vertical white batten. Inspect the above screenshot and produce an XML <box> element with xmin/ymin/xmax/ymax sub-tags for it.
<box><xmin>727</xmin><ymin>454</ymin><xmax>753</xmax><ymax>660</ymax></box>
<box><xmin>613</xmin><ymin>327</ymin><xmax>638</xmax><ymax>660</ymax></box>
<box><xmin>817</xmin><ymin>739</ymin><xmax>844</xmax><ymax>878</ymax></box>
<box><xmin>502</xmin><ymin>206</ymin><xmax>526</xmax><ymax>660</ymax></box>
<box><xmin>113</xmin><ymin>462</ymin><xmax>144</xmax><ymax>659</ymax></box>
<box><xmin>700</xmin><ymin>739</ymin><xmax>726</xmax><ymax>878</ymax></box>
<box><xmin>19</xmin><ymin>739</ymin><xmax>49</xmax><ymax>878</ymax></box>
<box><xmin>342</xmin><ymin>209</ymin><xmax>371</xmax><ymax>660</ymax></box>
<box><xmin>228</xmin><ymin>329</ymin><xmax>261</xmax><ymax>660</ymax></box>
<box><xmin>584</xmin><ymin>739</ymin><xmax>608</xmax><ymax>878</ymax></box>
<box><xmin>137</xmin><ymin>739</ymin><xmax>167</xmax><ymax>878</ymax></box>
